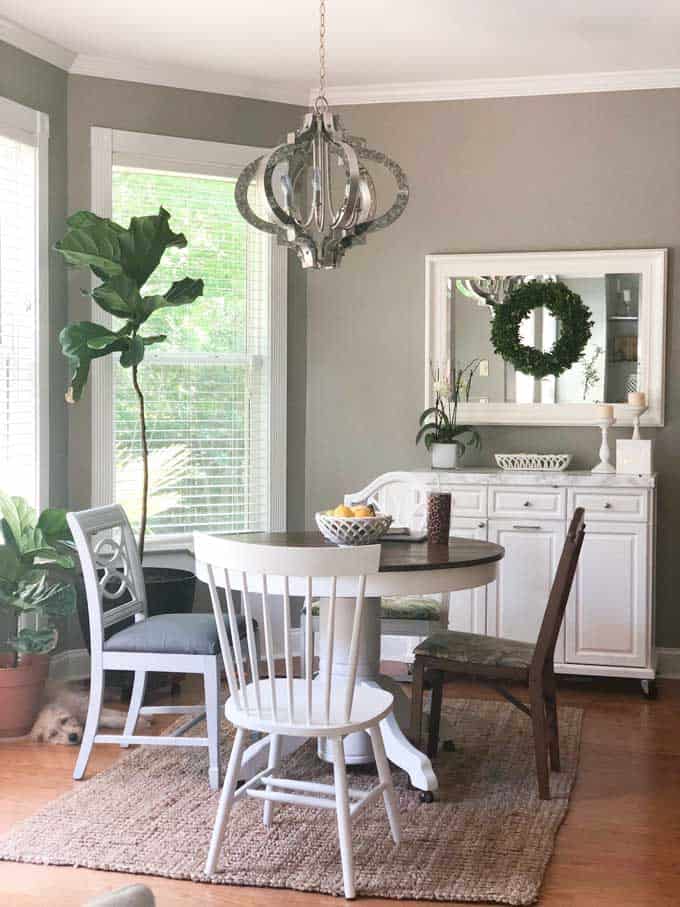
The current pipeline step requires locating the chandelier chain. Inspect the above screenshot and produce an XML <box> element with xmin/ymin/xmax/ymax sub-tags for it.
<box><xmin>319</xmin><ymin>0</ymin><xmax>327</xmax><ymax>99</ymax></box>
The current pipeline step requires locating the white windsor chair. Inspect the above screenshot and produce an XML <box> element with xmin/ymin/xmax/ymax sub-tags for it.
<box><xmin>69</xmin><ymin>505</ymin><xmax>245</xmax><ymax>789</ymax></box>
<box><xmin>194</xmin><ymin>534</ymin><xmax>401</xmax><ymax>900</ymax></box>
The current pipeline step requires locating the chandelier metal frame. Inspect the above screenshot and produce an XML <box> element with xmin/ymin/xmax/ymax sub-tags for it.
<box><xmin>234</xmin><ymin>0</ymin><xmax>410</xmax><ymax>270</ymax></box>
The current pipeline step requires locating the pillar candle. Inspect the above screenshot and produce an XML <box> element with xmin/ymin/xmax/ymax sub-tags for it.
<box><xmin>628</xmin><ymin>391</ymin><xmax>646</xmax><ymax>407</ymax></box>
<box><xmin>596</xmin><ymin>404</ymin><xmax>614</xmax><ymax>421</ymax></box>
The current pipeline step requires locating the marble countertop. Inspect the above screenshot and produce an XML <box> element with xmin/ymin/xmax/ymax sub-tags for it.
<box><xmin>393</xmin><ymin>468</ymin><xmax>657</xmax><ymax>488</ymax></box>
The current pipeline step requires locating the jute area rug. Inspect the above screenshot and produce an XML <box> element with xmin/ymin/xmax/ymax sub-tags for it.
<box><xmin>0</xmin><ymin>699</ymin><xmax>582</xmax><ymax>905</ymax></box>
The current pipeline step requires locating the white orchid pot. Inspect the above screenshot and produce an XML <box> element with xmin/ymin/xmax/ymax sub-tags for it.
<box><xmin>431</xmin><ymin>442</ymin><xmax>459</xmax><ymax>469</ymax></box>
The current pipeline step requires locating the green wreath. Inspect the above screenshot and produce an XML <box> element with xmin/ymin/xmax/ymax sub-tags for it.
<box><xmin>490</xmin><ymin>279</ymin><xmax>593</xmax><ymax>379</ymax></box>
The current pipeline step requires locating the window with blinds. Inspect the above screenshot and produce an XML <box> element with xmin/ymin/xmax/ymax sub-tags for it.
<box><xmin>110</xmin><ymin>166</ymin><xmax>272</xmax><ymax>539</ymax></box>
<box><xmin>0</xmin><ymin>128</ymin><xmax>39</xmax><ymax>505</ymax></box>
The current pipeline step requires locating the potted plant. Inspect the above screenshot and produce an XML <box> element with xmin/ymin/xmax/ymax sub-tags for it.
<box><xmin>417</xmin><ymin>360</ymin><xmax>482</xmax><ymax>469</ymax></box>
<box><xmin>0</xmin><ymin>493</ymin><xmax>76</xmax><ymax>736</ymax></box>
<box><xmin>54</xmin><ymin>208</ymin><xmax>205</xmax><ymax>654</ymax></box>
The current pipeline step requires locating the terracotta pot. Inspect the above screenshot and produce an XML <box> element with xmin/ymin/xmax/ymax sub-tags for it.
<box><xmin>0</xmin><ymin>653</ymin><xmax>50</xmax><ymax>737</ymax></box>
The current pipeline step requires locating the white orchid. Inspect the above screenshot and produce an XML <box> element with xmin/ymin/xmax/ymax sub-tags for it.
<box><xmin>433</xmin><ymin>378</ymin><xmax>452</xmax><ymax>399</ymax></box>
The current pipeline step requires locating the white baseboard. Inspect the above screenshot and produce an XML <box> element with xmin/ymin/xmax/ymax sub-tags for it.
<box><xmin>49</xmin><ymin>648</ymin><xmax>90</xmax><ymax>682</ymax></box>
<box><xmin>656</xmin><ymin>648</ymin><xmax>680</xmax><ymax>679</ymax></box>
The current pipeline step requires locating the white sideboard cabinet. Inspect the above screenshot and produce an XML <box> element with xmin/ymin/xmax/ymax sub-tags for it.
<box><xmin>357</xmin><ymin>469</ymin><xmax>657</xmax><ymax>695</ymax></box>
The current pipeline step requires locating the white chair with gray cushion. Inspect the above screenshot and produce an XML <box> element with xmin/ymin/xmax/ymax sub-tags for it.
<box><xmin>68</xmin><ymin>504</ymin><xmax>255</xmax><ymax>790</ymax></box>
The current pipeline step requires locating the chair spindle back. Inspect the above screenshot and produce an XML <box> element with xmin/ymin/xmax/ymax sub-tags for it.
<box><xmin>194</xmin><ymin>534</ymin><xmax>381</xmax><ymax>727</ymax></box>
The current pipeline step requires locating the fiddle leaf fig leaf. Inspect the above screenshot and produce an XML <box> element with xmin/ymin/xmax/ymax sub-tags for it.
<box><xmin>59</xmin><ymin>322</ymin><xmax>130</xmax><ymax>401</ymax></box>
<box><xmin>120</xmin><ymin>335</ymin><xmax>145</xmax><ymax>369</ymax></box>
<box><xmin>92</xmin><ymin>274</ymin><xmax>144</xmax><ymax>320</ymax></box>
<box><xmin>141</xmin><ymin>334</ymin><xmax>166</xmax><ymax>347</ymax></box>
<box><xmin>144</xmin><ymin>276</ymin><xmax>205</xmax><ymax>315</ymax></box>
<box><xmin>123</xmin><ymin>207</ymin><xmax>187</xmax><ymax>287</ymax></box>
<box><xmin>55</xmin><ymin>207</ymin><xmax>187</xmax><ymax>290</ymax></box>
<box><xmin>55</xmin><ymin>212</ymin><xmax>126</xmax><ymax>280</ymax></box>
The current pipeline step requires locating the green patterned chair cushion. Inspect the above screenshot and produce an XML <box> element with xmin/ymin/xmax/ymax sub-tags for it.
<box><xmin>380</xmin><ymin>596</ymin><xmax>442</xmax><ymax>621</ymax></box>
<box><xmin>414</xmin><ymin>630</ymin><xmax>535</xmax><ymax>670</ymax></box>
<box><xmin>309</xmin><ymin>596</ymin><xmax>441</xmax><ymax>622</ymax></box>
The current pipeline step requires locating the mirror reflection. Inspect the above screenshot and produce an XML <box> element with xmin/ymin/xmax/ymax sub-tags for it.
<box><xmin>449</xmin><ymin>273</ymin><xmax>641</xmax><ymax>405</ymax></box>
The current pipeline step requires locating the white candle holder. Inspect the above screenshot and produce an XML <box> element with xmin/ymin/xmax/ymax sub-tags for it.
<box><xmin>629</xmin><ymin>404</ymin><xmax>647</xmax><ymax>441</ymax></box>
<box><xmin>592</xmin><ymin>418</ymin><xmax>616</xmax><ymax>474</ymax></box>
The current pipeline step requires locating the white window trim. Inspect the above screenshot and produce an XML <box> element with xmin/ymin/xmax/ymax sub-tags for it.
<box><xmin>89</xmin><ymin>127</ymin><xmax>287</xmax><ymax>550</ymax></box>
<box><xmin>0</xmin><ymin>95</ymin><xmax>50</xmax><ymax>510</ymax></box>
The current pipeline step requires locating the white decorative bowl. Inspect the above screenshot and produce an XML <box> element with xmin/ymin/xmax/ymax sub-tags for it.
<box><xmin>315</xmin><ymin>512</ymin><xmax>393</xmax><ymax>546</ymax></box>
<box><xmin>495</xmin><ymin>453</ymin><xmax>572</xmax><ymax>472</ymax></box>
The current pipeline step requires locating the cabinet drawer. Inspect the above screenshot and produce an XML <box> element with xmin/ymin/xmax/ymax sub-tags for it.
<box><xmin>568</xmin><ymin>489</ymin><xmax>648</xmax><ymax>522</ymax></box>
<box><xmin>489</xmin><ymin>486</ymin><xmax>565</xmax><ymax>520</ymax></box>
<box><xmin>441</xmin><ymin>485</ymin><xmax>486</xmax><ymax>518</ymax></box>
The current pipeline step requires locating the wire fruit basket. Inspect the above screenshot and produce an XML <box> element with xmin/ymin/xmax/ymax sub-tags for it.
<box><xmin>315</xmin><ymin>512</ymin><xmax>393</xmax><ymax>546</ymax></box>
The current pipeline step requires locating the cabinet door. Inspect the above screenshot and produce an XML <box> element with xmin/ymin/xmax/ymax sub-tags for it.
<box><xmin>487</xmin><ymin>519</ymin><xmax>565</xmax><ymax>661</ymax></box>
<box><xmin>565</xmin><ymin>521</ymin><xmax>648</xmax><ymax>668</ymax></box>
<box><xmin>449</xmin><ymin>519</ymin><xmax>488</xmax><ymax>633</ymax></box>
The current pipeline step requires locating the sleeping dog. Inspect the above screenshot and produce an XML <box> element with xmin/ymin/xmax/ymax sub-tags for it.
<box><xmin>30</xmin><ymin>683</ymin><xmax>150</xmax><ymax>745</ymax></box>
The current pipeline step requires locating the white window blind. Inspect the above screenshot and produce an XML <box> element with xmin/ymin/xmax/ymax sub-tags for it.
<box><xmin>110</xmin><ymin>165</ymin><xmax>273</xmax><ymax>540</ymax></box>
<box><xmin>0</xmin><ymin>128</ymin><xmax>39</xmax><ymax>505</ymax></box>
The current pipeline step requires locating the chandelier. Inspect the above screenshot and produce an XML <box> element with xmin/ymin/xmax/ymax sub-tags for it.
<box><xmin>457</xmin><ymin>277</ymin><xmax>525</xmax><ymax>307</ymax></box>
<box><xmin>234</xmin><ymin>0</ymin><xmax>409</xmax><ymax>270</ymax></box>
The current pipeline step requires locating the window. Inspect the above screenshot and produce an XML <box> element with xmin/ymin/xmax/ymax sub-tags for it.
<box><xmin>0</xmin><ymin>98</ymin><xmax>48</xmax><ymax>508</ymax></box>
<box><xmin>91</xmin><ymin>129</ymin><xmax>286</xmax><ymax>546</ymax></box>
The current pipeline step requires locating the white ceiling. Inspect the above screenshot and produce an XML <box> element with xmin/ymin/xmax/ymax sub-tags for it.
<box><xmin>2</xmin><ymin>1</ymin><xmax>680</xmax><ymax>105</ymax></box>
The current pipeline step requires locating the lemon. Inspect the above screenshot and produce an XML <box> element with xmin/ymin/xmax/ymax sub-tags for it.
<box><xmin>333</xmin><ymin>505</ymin><xmax>354</xmax><ymax>517</ymax></box>
<box><xmin>351</xmin><ymin>505</ymin><xmax>373</xmax><ymax>518</ymax></box>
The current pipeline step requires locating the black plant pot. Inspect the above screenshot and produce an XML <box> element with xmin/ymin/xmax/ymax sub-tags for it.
<box><xmin>75</xmin><ymin>566</ymin><xmax>196</xmax><ymax>693</ymax></box>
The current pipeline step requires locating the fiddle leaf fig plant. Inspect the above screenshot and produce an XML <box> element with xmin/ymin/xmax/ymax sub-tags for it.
<box><xmin>0</xmin><ymin>493</ymin><xmax>76</xmax><ymax>660</ymax></box>
<box><xmin>55</xmin><ymin>208</ymin><xmax>205</xmax><ymax>558</ymax></box>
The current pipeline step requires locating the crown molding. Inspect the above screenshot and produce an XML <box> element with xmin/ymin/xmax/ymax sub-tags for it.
<box><xmin>0</xmin><ymin>17</ymin><xmax>76</xmax><ymax>71</ymax></box>
<box><xmin>319</xmin><ymin>67</ymin><xmax>680</xmax><ymax>106</ymax></box>
<box><xmin>69</xmin><ymin>54</ymin><xmax>307</xmax><ymax>106</ymax></box>
<box><xmin>3</xmin><ymin>14</ymin><xmax>680</xmax><ymax>109</ymax></box>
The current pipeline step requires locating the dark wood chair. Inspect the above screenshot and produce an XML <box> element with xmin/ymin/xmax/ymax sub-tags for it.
<box><xmin>409</xmin><ymin>508</ymin><xmax>586</xmax><ymax>800</ymax></box>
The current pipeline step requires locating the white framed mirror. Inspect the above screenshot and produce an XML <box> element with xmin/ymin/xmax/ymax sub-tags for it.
<box><xmin>425</xmin><ymin>249</ymin><xmax>667</xmax><ymax>426</ymax></box>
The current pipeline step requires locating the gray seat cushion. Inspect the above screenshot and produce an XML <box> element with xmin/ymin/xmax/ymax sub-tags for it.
<box><xmin>103</xmin><ymin>613</ymin><xmax>253</xmax><ymax>656</ymax></box>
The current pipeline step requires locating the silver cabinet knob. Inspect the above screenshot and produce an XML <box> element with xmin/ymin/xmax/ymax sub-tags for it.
<box><xmin>478</xmin><ymin>522</ymin><xmax>485</xmax><ymax>528</ymax></box>
<box><xmin>523</xmin><ymin>501</ymin><xmax>532</xmax><ymax>508</ymax></box>
<box><xmin>604</xmin><ymin>502</ymin><xmax>612</xmax><ymax>509</ymax></box>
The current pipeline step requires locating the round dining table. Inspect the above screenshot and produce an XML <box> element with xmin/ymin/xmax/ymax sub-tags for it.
<box><xmin>199</xmin><ymin>531</ymin><xmax>504</xmax><ymax>798</ymax></box>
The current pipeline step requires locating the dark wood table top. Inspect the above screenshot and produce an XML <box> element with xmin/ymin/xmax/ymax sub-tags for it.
<box><xmin>214</xmin><ymin>531</ymin><xmax>505</xmax><ymax>572</ymax></box>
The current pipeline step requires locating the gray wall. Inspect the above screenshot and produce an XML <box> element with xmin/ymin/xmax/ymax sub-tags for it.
<box><xmin>305</xmin><ymin>90</ymin><xmax>679</xmax><ymax>646</ymax></box>
<box><xmin>0</xmin><ymin>41</ymin><xmax>69</xmax><ymax>507</ymax></box>
<box><xmin>66</xmin><ymin>75</ymin><xmax>307</xmax><ymax>531</ymax></box>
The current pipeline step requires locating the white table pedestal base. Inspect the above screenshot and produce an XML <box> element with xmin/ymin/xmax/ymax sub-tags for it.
<box><xmin>236</xmin><ymin>597</ymin><xmax>439</xmax><ymax>792</ymax></box>
<box><xmin>315</xmin><ymin>597</ymin><xmax>439</xmax><ymax>794</ymax></box>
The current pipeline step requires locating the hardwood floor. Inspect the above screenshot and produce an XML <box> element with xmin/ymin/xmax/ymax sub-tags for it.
<box><xmin>1</xmin><ymin>669</ymin><xmax>679</xmax><ymax>906</ymax></box>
